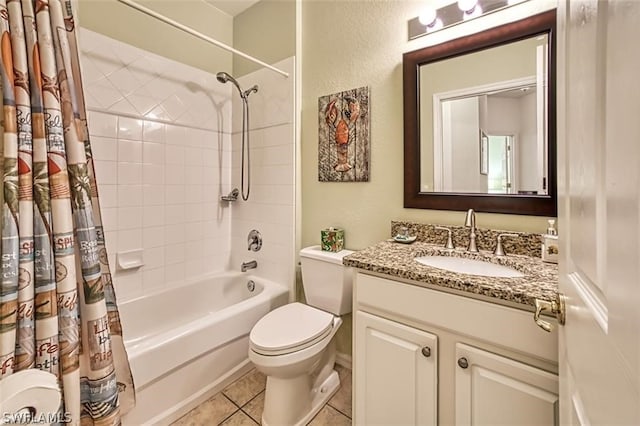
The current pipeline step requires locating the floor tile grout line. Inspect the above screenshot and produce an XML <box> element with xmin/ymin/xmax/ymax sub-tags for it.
<box><xmin>221</xmin><ymin>392</ymin><xmax>243</xmax><ymax>410</ymax></box>
<box><xmin>216</xmin><ymin>407</ymin><xmax>241</xmax><ymax>426</ymax></box>
<box><xmin>240</xmin><ymin>390</ymin><xmax>265</xmax><ymax>424</ymax></box>
<box><xmin>240</xmin><ymin>408</ymin><xmax>261</xmax><ymax>425</ymax></box>
<box><xmin>327</xmin><ymin>401</ymin><xmax>352</xmax><ymax>420</ymax></box>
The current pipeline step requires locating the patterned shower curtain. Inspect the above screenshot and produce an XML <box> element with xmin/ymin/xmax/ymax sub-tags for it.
<box><xmin>0</xmin><ymin>0</ymin><xmax>134</xmax><ymax>424</ymax></box>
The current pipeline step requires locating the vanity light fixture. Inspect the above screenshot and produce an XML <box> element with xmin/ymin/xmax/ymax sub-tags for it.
<box><xmin>457</xmin><ymin>0</ymin><xmax>478</xmax><ymax>12</ymax></box>
<box><xmin>408</xmin><ymin>0</ymin><xmax>529</xmax><ymax>40</ymax></box>
<box><xmin>418</xmin><ymin>6</ymin><xmax>444</xmax><ymax>32</ymax></box>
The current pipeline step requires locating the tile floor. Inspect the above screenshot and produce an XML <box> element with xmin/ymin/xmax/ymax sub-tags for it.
<box><xmin>171</xmin><ymin>364</ymin><xmax>352</xmax><ymax>425</ymax></box>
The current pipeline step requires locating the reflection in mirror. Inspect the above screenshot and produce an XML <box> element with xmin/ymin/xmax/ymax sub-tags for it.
<box><xmin>421</xmin><ymin>34</ymin><xmax>548</xmax><ymax>195</ymax></box>
<box><xmin>403</xmin><ymin>10</ymin><xmax>556</xmax><ymax>216</ymax></box>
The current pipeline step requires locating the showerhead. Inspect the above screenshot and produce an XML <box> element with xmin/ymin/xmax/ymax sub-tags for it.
<box><xmin>216</xmin><ymin>71</ymin><xmax>243</xmax><ymax>96</ymax></box>
<box><xmin>243</xmin><ymin>85</ymin><xmax>259</xmax><ymax>98</ymax></box>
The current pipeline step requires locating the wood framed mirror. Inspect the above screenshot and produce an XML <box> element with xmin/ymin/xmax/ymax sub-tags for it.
<box><xmin>403</xmin><ymin>9</ymin><xmax>556</xmax><ymax>216</ymax></box>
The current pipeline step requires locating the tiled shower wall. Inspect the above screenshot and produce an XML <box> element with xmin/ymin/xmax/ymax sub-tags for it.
<box><xmin>230</xmin><ymin>57</ymin><xmax>296</xmax><ymax>292</ymax></box>
<box><xmin>79</xmin><ymin>29</ymin><xmax>235</xmax><ymax>302</ymax></box>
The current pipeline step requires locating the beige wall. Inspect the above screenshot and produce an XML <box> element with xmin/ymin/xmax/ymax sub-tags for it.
<box><xmin>301</xmin><ymin>0</ymin><xmax>556</xmax><ymax>355</ymax></box>
<box><xmin>77</xmin><ymin>0</ymin><xmax>233</xmax><ymax>74</ymax></box>
<box><xmin>301</xmin><ymin>0</ymin><xmax>557</xmax><ymax>253</ymax></box>
<box><xmin>234</xmin><ymin>0</ymin><xmax>296</xmax><ymax>77</ymax></box>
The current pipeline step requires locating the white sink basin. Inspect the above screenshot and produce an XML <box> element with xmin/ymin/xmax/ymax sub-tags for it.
<box><xmin>415</xmin><ymin>256</ymin><xmax>525</xmax><ymax>278</ymax></box>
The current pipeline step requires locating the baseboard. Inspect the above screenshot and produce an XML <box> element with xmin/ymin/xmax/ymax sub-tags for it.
<box><xmin>335</xmin><ymin>352</ymin><xmax>352</xmax><ymax>370</ymax></box>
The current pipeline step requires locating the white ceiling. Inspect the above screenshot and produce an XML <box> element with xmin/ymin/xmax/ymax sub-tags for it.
<box><xmin>205</xmin><ymin>0</ymin><xmax>261</xmax><ymax>16</ymax></box>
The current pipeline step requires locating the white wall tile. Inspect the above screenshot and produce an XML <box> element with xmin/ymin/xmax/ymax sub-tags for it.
<box><xmin>165</xmin><ymin>224</ymin><xmax>186</xmax><ymax>245</ymax></box>
<box><xmin>143</xmin><ymin>164</ymin><xmax>164</xmax><ymax>185</ymax></box>
<box><xmin>88</xmin><ymin>111</ymin><xmax>118</xmax><ymax>138</ymax></box>
<box><xmin>143</xmin><ymin>206</ymin><xmax>165</xmax><ymax>228</ymax></box>
<box><xmin>94</xmin><ymin>161</ymin><xmax>117</xmax><ymax>185</ymax></box>
<box><xmin>143</xmin><ymin>120</ymin><xmax>165</xmax><ymax>143</ymax></box>
<box><xmin>98</xmin><ymin>185</ymin><xmax>117</xmax><ymax>208</ymax></box>
<box><xmin>164</xmin><ymin>185</ymin><xmax>186</xmax><ymax>205</ymax></box>
<box><xmin>165</xmin><ymin>145</ymin><xmax>185</xmax><ymax>165</ymax></box>
<box><xmin>143</xmin><ymin>226</ymin><xmax>165</xmax><ymax>249</ymax></box>
<box><xmin>118</xmin><ymin>139</ymin><xmax>143</xmax><ymax>163</ymax></box>
<box><xmin>118</xmin><ymin>117</ymin><xmax>143</xmax><ymax>140</ymax></box>
<box><xmin>117</xmin><ymin>162</ymin><xmax>143</xmax><ymax>185</ymax></box>
<box><xmin>166</xmin><ymin>243</ymin><xmax>186</xmax><ymax>265</ymax></box>
<box><xmin>117</xmin><ymin>185</ymin><xmax>143</xmax><ymax>207</ymax></box>
<box><xmin>117</xmin><ymin>207</ymin><xmax>143</xmax><ymax>230</ymax></box>
<box><xmin>143</xmin><ymin>142</ymin><xmax>164</xmax><ymax>164</ymax></box>
<box><xmin>142</xmin><ymin>185</ymin><xmax>164</xmax><ymax>206</ymax></box>
<box><xmin>165</xmin><ymin>165</ymin><xmax>185</xmax><ymax>185</ymax></box>
<box><xmin>165</xmin><ymin>204</ymin><xmax>185</xmax><ymax>225</ymax></box>
<box><xmin>91</xmin><ymin>136</ymin><xmax>118</xmax><ymax>161</ymax></box>
<box><xmin>81</xmin><ymin>29</ymin><xmax>290</xmax><ymax>298</ymax></box>
<box><xmin>117</xmin><ymin>229</ymin><xmax>142</xmax><ymax>252</ymax></box>
<box><xmin>144</xmin><ymin>246</ymin><xmax>165</xmax><ymax>270</ymax></box>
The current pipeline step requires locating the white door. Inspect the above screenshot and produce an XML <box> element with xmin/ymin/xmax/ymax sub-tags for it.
<box><xmin>455</xmin><ymin>343</ymin><xmax>559</xmax><ymax>425</ymax></box>
<box><xmin>557</xmin><ymin>0</ymin><xmax>640</xmax><ymax>423</ymax></box>
<box><xmin>354</xmin><ymin>311</ymin><xmax>438</xmax><ymax>425</ymax></box>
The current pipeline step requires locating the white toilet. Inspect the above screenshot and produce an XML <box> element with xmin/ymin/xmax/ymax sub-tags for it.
<box><xmin>248</xmin><ymin>245</ymin><xmax>353</xmax><ymax>426</ymax></box>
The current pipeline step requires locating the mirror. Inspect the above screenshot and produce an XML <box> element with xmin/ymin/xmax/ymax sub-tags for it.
<box><xmin>403</xmin><ymin>10</ymin><xmax>556</xmax><ymax>216</ymax></box>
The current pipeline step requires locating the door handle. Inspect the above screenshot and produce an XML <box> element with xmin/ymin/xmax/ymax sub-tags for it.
<box><xmin>534</xmin><ymin>294</ymin><xmax>566</xmax><ymax>332</ymax></box>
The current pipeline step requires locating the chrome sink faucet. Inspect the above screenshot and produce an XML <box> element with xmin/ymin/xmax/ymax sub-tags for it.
<box><xmin>241</xmin><ymin>260</ymin><xmax>257</xmax><ymax>272</ymax></box>
<box><xmin>464</xmin><ymin>209</ymin><xmax>479</xmax><ymax>252</ymax></box>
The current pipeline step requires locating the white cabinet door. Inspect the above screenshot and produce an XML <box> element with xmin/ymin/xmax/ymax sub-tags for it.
<box><xmin>354</xmin><ymin>311</ymin><xmax>438</xmax><ymax>426</ymax></box>
<box><xmin>455</xmin><ymin>343</ymin><xmax>558</xmax><ymax>426</ymax></box>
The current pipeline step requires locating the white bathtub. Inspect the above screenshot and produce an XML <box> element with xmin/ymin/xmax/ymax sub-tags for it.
<box><xmin>119</xmin><ymin>272</ymin><xmax>289</xmax><ymax>425</ymax></box>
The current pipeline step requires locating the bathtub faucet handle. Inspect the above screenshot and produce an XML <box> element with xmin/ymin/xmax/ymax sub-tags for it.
<box><xmin>248</xmin><ymin>229</ymin><xmax>262</xmax><ymax>252</ymax></box>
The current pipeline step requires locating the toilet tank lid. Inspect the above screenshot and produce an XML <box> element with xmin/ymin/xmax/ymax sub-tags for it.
<box><xmin>300</xmin><ymin>245</ymin><xmax>354</xmax><ymax>265</ymax></box>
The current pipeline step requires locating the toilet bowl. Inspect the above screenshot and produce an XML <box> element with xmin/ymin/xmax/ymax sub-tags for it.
<box><xmin>248</xmin><ymin>246</ymin><xmax>353</xmax><ymax>426</ymax></box>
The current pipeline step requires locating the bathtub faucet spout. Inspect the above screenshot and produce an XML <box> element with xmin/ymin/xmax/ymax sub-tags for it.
<box><xmin>241</xmin><ymin>260</ymin><xmax>258</xmax><ymax>272</ymax></box>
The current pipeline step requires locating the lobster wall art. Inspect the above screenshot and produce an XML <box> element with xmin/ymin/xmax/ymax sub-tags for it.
<box><xmin>318</xmin><ymin>86</ymin><xmax>370</xmax><ymax>182</ymax></box>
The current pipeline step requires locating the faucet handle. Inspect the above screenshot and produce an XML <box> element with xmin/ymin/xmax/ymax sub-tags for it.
<box><xmin>434</xmin><ymin>226</ymin><xmax>455</xmax><ymax>249</ymax></box>
<box><xmin>248</xmin><ymin>229</ymin><xmax>262</xmax><ymax>252</ymax></box>
<box><xmin>494</xmin><ymin>233</ymin><xmax>520</xmax><ymax>256</ymax></box>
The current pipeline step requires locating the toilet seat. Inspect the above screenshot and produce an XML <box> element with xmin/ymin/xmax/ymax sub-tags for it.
<box><xmin>250</xmin><ymin>303</ymin><xmax>335</xmax><ymax>356</ymax></box>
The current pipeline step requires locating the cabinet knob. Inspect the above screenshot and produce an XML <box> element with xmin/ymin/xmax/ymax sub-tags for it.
<box><xmin>457</xmin><ymin>357</ymin><xmax>469</xmax><ymax>369</ymax></box>
<box><xmin>421</xmin><ymin>346</ymin><xmax>431</xmax><ymax>357</ymax></box>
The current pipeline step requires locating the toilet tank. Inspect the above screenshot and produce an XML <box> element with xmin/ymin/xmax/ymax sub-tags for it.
<box><xmin>300</xmin><ymin>245</ymin><xmax>354</xmax><ymax>316</ymax></box>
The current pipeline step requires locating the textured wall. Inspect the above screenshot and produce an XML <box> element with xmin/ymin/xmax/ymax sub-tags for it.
<box><xmin>77</xmin><ymin>0</ymin><xmax>233</xmax><ymax>74</ymax></box>
<box><xmin>233</xmin><ymin>0</ymin><xmax>296</xmax><ymax>77</ymax></box>
<box><xmin>301</xmin><ymin>0</ymin><xmax>557</xmax><ymax>356</ymax></box>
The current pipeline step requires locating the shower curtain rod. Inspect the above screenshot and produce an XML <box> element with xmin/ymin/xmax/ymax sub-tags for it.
<box><xmin>116</xmin><ymin>0</ymin><xmax>290</xmax><ymax>78</ymax></box>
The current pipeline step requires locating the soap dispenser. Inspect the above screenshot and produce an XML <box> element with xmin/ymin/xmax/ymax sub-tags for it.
<box><xmin>541</xmin><ymin>220</ymin><xmax>558</xmax><ymax>263</ymax></box>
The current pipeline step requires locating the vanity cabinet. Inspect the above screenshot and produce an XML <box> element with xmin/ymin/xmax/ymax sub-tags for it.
<box><xmin>354</xmin><ymin>311</ymin><xmax>438</xmax><ymax>425</ymax></box>
<box><xmin>455</xmin><ymin>343</ymin><xmax>558</xmax><ymax>425</ymax></box>
<box><xmin>353</xmin><ymin>272</ymin><xmax>559</xmax><ymax>425</ymax></box>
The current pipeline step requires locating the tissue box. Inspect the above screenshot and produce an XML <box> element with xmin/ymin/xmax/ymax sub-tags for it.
<box><xmin>321</xmin><ymin>228</ymin><xmax>344</xmax><ymax>252</ymax></box>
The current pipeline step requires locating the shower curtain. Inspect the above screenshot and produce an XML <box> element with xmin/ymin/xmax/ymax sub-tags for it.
<box><xmin>0</xmin><ymin>0</ymin><xmax>134</xmax><ymax>424</ymax></box>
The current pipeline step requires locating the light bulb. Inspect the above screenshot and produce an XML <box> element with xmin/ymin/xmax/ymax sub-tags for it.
<box><xmin>462</xmin><ymin>4</ymin><xmax>482</xmax><ymax>20</ymax></box>
<box><xmin>427</xmin><ymin>18</ymin><xmax>444</xmax><ymax>32</ymax></box>
<box><xmin>418</xmin><ymin>6</ymin><xmax>437</xmax><ymax>26</ymax></box>
<box><xmin>457</xmin><ymin>0</ymin><xmax>477</xmax><ymax>12</ymax></box>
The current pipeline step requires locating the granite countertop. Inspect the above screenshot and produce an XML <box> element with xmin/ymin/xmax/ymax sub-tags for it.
<box><xmin>343</xmin><ymin>241</ymin><xmax>559</xmax><ymax>309</ymax></box>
